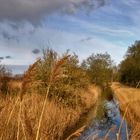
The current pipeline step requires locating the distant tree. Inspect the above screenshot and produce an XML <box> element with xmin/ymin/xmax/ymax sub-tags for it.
<box><xmin>82</xmin><ymin>52</ymin><xmax>113</xmax><ymax>88</ymax></box>
<box><xmin>119</xmin><ymin>41</ymin><xmax>140</xmax><ymax>86</ymax></box>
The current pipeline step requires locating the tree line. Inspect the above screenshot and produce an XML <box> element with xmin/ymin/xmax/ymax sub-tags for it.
<box><xmin>119</xmin><ymin>41</ymin><xmax>140</xmax><ymax>87</ymax></box>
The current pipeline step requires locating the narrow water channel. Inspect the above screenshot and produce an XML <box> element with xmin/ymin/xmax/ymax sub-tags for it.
<box><xmin>79</xmin><ymin>88</ymin><xmax>131</xmax><ymax>140</ymax></box>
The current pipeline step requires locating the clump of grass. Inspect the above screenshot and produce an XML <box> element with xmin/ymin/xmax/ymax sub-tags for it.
<box><xmin>0</xmin><ymin>94</ymin><xmax>81</xmax><ymax>140</ymax></box>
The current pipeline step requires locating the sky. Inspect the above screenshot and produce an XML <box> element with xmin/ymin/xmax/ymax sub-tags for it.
<box><xmin>0</xmin><ymin>0</ymin><xmax>140</xmax><ymax>71</ymax></box>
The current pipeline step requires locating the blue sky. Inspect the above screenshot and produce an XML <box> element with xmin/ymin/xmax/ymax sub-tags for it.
<box><xmin>0</xmin><ymin>0</ymin><xmax>140</xmax><ymax>67</ymax></box>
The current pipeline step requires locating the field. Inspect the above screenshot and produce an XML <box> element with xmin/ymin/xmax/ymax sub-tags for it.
<box><xmin>111</xmin><ymin>82</ymin><xmax>140</xmax><ymax>140</ymax></box>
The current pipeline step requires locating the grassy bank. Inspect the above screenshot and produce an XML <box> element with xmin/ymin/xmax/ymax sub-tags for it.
<box><xmin>0</xmin><ymin>85</ymin><xmax>100</xmax><ymax>140</ymax></box>
<box><xmin>111</xmin><ymin>82</ymin><xmax>140</xmax><ymax>140</ymax></box>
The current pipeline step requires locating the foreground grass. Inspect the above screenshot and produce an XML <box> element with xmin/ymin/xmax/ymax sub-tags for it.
<box><xmin>111</xmin><ymin>82</ymin><xmax>140</xmax><ymax>140</ymax></box>
<box><xmin>0</xmin><ymin>85</ymin><xmax>100</xmax><ymax>140</ymax></box>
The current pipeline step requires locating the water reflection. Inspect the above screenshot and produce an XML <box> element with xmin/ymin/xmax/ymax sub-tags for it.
<box><xmin>79</xmin><ymin>90</ymin><xmax>130</xmax><ymax>140</ymax></box>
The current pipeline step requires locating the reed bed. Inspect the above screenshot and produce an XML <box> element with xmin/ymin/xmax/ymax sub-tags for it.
<box><xmin>0</xmin><ymin>85</ymin><xmax>99</xmax><ymax>140</ymax></box>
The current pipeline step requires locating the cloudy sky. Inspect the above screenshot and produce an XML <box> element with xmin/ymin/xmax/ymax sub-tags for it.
<box><xmin>0</xmin><ymin>0</ymin><xmax>140</xmax><ymax>68</ymax></box>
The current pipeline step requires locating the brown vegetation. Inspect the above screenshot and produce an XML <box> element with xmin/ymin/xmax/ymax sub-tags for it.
<box><xmin>111</xmin><ymin>82</ymin><xmax>140</xmax><ymax>140</ymax></box>
<box><xmin>0</xmin><ymin>85</ymin><xmax>99</xmax><ymax>140</ymax></box>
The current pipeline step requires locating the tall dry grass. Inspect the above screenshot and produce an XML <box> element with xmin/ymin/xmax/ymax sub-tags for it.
<box><xmin>0</xmin><ymin>85</ymin><xmax>99</xmax><ymax>140</ymax></box>
<box><xmin>0</xmin><ymin>94</ymin><xmax>79</xmax><ymax>140</ymax></box>
<box><xmin>35</xmin><ymin>55</ymin><xmax>70</xmax><ymax>140</ymax></box>
<box><xmin>111</xmin><ymin>82</ymin><xmax>140</xmax><ymax>140</ymax></box>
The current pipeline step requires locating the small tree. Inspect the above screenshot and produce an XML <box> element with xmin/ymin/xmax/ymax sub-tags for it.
<box><xmin>82</xmin><ymin>52</ymin><xmax>113</xmax><ymax>88</ymax></box>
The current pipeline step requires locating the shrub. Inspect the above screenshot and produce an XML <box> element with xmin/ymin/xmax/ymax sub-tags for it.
<box><xmin>82</xmin><ymin>52</ymin><xmax>113</xmax><ymax>88</ymax></box>
<box><xmin>22</xmin><ymin>49</ymin><xmax>90</xmax><ymax>107</ymax></box>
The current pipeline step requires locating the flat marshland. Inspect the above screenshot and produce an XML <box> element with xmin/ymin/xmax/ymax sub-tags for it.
<box><xmin>111</xmin><ymin>82</ymin><xmax>140</xmax><ymax>140</ymax></box>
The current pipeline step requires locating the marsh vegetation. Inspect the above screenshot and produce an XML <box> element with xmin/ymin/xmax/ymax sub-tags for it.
<box><xmin>0</xmin><ymin>41</ymin><xmax>140</xmax><ymax>140</ymax></box>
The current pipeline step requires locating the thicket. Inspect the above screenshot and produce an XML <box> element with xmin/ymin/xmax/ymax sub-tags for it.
<box><xmin>22</xmin><ymin>49</ymin><xmax>90</xmax><ymax>107</ymax></box>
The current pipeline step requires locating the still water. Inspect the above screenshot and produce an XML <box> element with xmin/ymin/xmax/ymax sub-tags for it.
<box><xmin>79</xmin><ymin>89</ymin><xmax>131</xmax><ymax>140</ymax></box>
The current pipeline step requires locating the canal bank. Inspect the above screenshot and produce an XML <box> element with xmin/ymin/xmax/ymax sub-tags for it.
<box><xmin>62</xmin><ymin>86</ymin><xmax>101</xmax><ymax>140</ymax></box>
<box><xmin>111</xmin><ymin>83</ymin><xmax>140</xmax><ymax>140</ymax></box>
